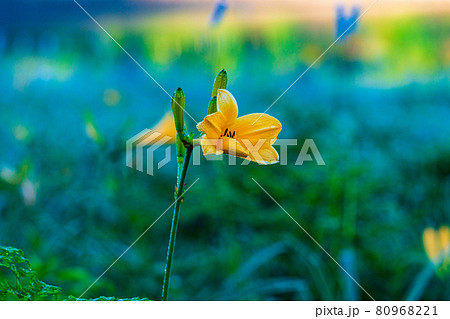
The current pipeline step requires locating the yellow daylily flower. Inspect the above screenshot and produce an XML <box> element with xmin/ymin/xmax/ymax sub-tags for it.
<box><xmin>423</xmin><ymin>226</ymin><xmax>450</xmax><ymax>267</ymax></box>
<box><xmin>150</xmin><ymin>111</ymin><xmax>177</xmax><ymax>144</ymax></box>
<box><xmin>196</xmin><ymin>89</ymin><xmax>282</xmax><ymax>164</ymax></box>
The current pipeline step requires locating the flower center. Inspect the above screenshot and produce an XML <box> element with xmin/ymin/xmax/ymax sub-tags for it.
<box><xmin>220</xmin><ymin>128</ymin><xmax>235</xmax><ymax>138</ymax></box>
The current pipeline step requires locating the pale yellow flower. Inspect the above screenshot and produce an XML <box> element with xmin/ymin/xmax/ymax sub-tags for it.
<box><xmin>423</xmin><ymin>226</ymin><xmax>450</xmax><ymax>266</ymax></box>
<box><xmin>196</xmin><ymin>89</ymin><xmax>282</xmax><ymax>164</ymax></box>
<box><xmin>150</xmin><ymin>111</ymin><xmax>177</xmax><ymax>144</ymax></box>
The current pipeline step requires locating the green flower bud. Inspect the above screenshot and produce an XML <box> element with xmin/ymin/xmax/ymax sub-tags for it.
<box><xmin>176</xmin><ymin>134</ymin><xmax>185</xmax><ymax>164</ymax></box>
<box><xmin>171</xmin><ymin>88</ymin><xmax>185</xmax><ymax>135</ymax></box>
<box><xmin>207</xmin><ymin>96</ymin><xmax>218</xmax><ymax>115</ymax></box>
<box><xmin>211</xmin><ymin>69</ymin><xmax>227</xmax><ymax>98</ymax></box>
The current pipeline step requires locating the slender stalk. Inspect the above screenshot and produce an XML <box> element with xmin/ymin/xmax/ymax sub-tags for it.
<box><xmin>162</xmin><ymin>145</ymin><xmax>193</xmax><ymax>301</ymax></box>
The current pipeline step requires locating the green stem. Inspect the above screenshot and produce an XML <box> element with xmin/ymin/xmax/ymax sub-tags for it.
<box><xmin>162</xmin><ymin>145</ymin><xmax>193</xmax><ymax>301</ymax></box>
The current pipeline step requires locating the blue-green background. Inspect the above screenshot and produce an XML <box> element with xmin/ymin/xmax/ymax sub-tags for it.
<box><xmin>0</xmin><ymin>1</ymin><xmax>449</xmax><ymax>300</ymax></box>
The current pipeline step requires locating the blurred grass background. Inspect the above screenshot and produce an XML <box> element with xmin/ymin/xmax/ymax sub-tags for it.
<box><xmin>0</xmin><ymin>0</ymin><xmax>449</xmax><ymax>300</ymax></box>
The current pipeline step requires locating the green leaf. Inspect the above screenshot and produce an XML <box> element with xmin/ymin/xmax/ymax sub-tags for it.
<box><xmin>1</xmin><ymin>246</ymin><xmax>150</xmax><ymax>301</ymax></box>
<box><xmin>64</xmin><ymin>295</ymin><xmax>151</xmax><ymax>301</ymax></box>
<box><xmin>0</xmin><ymin>246</ymin><xmax>61</xmax><ymax>300</ymax></box>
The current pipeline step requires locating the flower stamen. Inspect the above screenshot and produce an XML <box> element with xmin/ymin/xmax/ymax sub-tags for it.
<box><xmin>220</xmin><ymin>128</ymin><xmax>236</xmax><ymax>138</ymax></box>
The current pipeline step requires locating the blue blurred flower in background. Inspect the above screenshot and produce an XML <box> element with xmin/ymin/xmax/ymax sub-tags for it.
<box><xmin>336</xmin><ymin>5</ymin><xmax>360</xmax><ymax>41</ymax></box>
<box><xmin>210</xmin><ymin>0</ymin><xmax>229</xmax><ymax>26</ymax></box>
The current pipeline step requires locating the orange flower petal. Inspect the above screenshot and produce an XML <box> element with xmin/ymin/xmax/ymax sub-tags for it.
<box><xmin>217</xmin><ymin>89</ymin><xmax>238</xmax><ymax>124</ymax></box>
<box><xmin>196</xmin><ymin>112</ymin><xmax>225</xmax><ymax>139</ymax></box>
<box><xmin>229</xmin><ymin>113</ymin><xmax>281</xmax><ymax>145</ymax></box>
<box><xmin>222</xmin><ymin>137</ymin><xmax>249</xmax><ymax>158</ymax></box>
<box><xmin>200</xmin><ymin>135</ymin><xmax>223</xmax><ymax>155</ymax></box>
<box><xmin>246</xmin><ymin>145</ymin><xmax>279</xmax><ymax>164</ymax></box>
